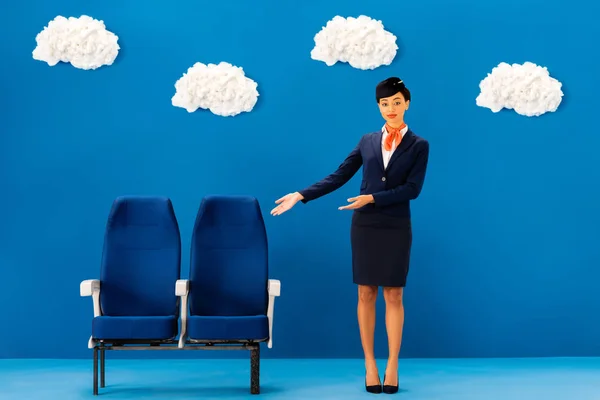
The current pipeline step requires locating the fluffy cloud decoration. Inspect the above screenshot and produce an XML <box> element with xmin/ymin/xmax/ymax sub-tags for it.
<box><xmin>32</xmin><ymin>15</ymin><xmax>119</xmax><ymax>70</ymax></box>
<box><xmin>476</xmin><ymin>62</ymin><xmax>564</xmax><ymax>117</ymax></box>
<box><xmin>310</xmin><ymin>15</ymin><xmax>398</xmax><ymax>70</ymax></box>
<box><xmin>171</xmin><ymin>62</ymin><xmax>259</xmax><ymax>117</ymax></box>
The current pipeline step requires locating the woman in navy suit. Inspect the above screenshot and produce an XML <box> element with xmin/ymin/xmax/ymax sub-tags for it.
<box><xmin>271</xmin><ymin>77</ymin><xmax>429</xmax><ymax>394</ymax></box>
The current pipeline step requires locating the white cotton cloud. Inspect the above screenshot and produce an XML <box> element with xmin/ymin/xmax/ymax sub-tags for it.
<box><xmin>171</xmin><ymin>62</ymin><xmax>259</xmax><ymax>117</ymax></box>
<box><xmin>32</xmin><ymin>15</ymin><xmax>119</xmax><ymax>70</ymax></box>
<box><xmin>310</xmin><ymin>15</ymin><xmax>398</xmax><ymax>70</ymax></box>
<box><xmin>476</xmin><ymin>62</ymin><xmax>564</xmax><ymax>117</ymax></box>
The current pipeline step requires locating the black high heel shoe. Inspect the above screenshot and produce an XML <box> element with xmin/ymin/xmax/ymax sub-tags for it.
<box><xmin>365</xmin><ymin>376</ymin><xmax>382</xmax><ymax>394</ymax></box>
<box><xmin>382</xmin><ymin>374</ymin><xmax>399</xmax><ymax>394</ymax></box>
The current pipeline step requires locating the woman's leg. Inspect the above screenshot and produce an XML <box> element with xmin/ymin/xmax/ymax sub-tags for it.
<box><xmin>382</xmin><ymin>286</ymin><xmax>404</xmax><ymax>386</ymax></box>
<box><xmin>358</xmin><ymin>285</ymin><xmax>379</xmax><ymax>385</ymax></box>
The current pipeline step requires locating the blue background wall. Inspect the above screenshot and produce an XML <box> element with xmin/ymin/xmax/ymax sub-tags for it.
<box><xmin>1</xmin><ymin>0</ymin><xmax>599</xmax><ymax>359</ymax></box>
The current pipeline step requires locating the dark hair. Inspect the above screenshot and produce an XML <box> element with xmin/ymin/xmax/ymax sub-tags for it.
<box><xmin>376</xmin><ymin>77</ymin><xmax>411</xmax><ymax>103</ymax></box>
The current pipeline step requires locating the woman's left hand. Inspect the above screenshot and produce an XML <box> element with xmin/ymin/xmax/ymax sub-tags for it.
<box><xmin>338</xmin><ymin>195</ymin><xmax>375</xmax><ymax>210</ymax></box>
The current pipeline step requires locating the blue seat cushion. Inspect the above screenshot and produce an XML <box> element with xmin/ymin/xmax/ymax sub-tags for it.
<box><xmin>187</xmin><ymin>315</ymin><xmax>268</xmax><ymax>341</ymax></box>
<box><xmin>92</xmin><ymin>316</ymin><xmax>178</xmax><ymax>340</ymax></box>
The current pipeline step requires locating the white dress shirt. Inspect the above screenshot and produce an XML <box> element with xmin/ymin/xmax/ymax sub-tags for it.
<box><xmin>381</xmin><ymin>124</ymin><xmax>408</xmax><ymax>169</ymax></box>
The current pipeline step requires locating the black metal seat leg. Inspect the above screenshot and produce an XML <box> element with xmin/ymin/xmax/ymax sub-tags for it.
<box><xmin>250</xmin><ymin>345</ymin><xmax>260</xmax><ymax>395</ymax></box>
<box><xmin>93</xmin><ymin>347</ymin><xmax>99</xmax><ymax>396</ymax></box>
<box><xmin>100</xmin><ymin>347</ymin><xmax>106</xmax><ymax>388</ymax></box>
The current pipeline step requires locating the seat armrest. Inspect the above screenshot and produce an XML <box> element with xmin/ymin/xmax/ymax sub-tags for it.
<box><xmin>176</xmin><ymin>279</ymin><xmax>190</xmax><ymax>348</ymax></box>
<box><xmin>80</xmin><ymin>279</ymin><xmax>101</xmax><ymax>317</ymax></box>
<box><xmin>268</xmin><ymin>279</ymin><xmax>281</xmax><ymax>297</ymax></box>
<box><xmin>80</xmin><ymin>279</ymin><xmax>100</xmax><ymax>297</ymax></box>
<box><xmin>176</xmin><ymin>279</ymin><xmax>189</xmax><ymax>297</ymax></box>
<box><xmin>267</xmin><ymin>279</ymin><xmax>281</xmax><ymax>349</ymax></box>
<box><xmin>80</xmin><ymin>279</ymin><xmax>101</xmax><ymax>349</ymax></box>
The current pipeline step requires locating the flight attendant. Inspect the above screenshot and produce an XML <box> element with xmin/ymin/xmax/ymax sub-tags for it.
<box><xmin>271</xmin><ymin>77</ymin><xmax>430</xmax><ymax>394</ymax></box>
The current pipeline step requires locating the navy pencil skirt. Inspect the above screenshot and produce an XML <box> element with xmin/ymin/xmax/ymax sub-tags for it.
<box><xmin>350</xmin><ymin>210</ymin><xmax>412</xmax><ymax>287</ymax></box>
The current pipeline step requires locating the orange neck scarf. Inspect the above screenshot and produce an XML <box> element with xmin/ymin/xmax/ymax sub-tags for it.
<box><xmin>384</xmin><ymin>122</ymin><xmax>407</xmax><ymax>152</ymax></box>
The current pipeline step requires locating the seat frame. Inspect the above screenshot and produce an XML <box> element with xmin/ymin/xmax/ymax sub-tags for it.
<box><xmin>80</xmin><ymin>277</ymin><xmax>281</xmax><ymax>396</ymax></box>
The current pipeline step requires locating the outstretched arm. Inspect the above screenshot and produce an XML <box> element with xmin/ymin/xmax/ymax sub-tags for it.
<box><xmin>270</xmin><ymin>137</ymin><xmax>364</xmax><ymax>216</ymax></box>
<box><xmin>298</xmin><ymin>137</ymin><xmax>364</xmax><ymax>203</ymax></box>
<box><xmin>372</xmin><ymin>140</ymin><xmax>429</xmax><ymax>207</ymax></box>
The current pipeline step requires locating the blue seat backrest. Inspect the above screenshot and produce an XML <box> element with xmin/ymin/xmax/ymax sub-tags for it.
<box><xmin>100</xmin><ymin>196</ymin><xmax>181</xmax><ymax>317</ymax></box>
<box><xmin>190</xmin><ymin>195</ymin><xmax>268</xmax><ymax>317</ymax></box>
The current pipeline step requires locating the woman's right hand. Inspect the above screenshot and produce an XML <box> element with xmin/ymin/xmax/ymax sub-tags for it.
<box><xmin>270</xmin><ymin>192</ymin><xmax>304</xmax><ymax>216</ymax></box>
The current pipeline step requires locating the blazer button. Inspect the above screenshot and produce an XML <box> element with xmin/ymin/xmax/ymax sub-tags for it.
<box><xmin>382</xmin><ymin>177</ymin><xmax>386</xmax><ymax>182</ymax></box>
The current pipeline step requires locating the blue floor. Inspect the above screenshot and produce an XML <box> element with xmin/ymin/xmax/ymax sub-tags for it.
<box><xmin>1</xmin><ymin>357</ymin><xmax>599</xmax><ymax>399</ymax></box>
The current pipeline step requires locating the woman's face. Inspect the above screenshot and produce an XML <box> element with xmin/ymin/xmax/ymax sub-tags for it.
<box><xmin>378</xmin><ymin>92</ymin><xmax>409</xmax><ymax>126</ymax></box>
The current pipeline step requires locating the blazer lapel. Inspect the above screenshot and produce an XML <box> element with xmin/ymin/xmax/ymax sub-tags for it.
<box><xmin>372</xmin><ymin>131</ymin><xmax>384</xmax><ymax>171</ymax></box>
<box><xmin>387</xmin><ymin>130</ymin><xmax>416</xmax><ymax>169</ymax></box>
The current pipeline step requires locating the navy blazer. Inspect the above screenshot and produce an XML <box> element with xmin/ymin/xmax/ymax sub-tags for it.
<box><xmin>299</xmin><ymin>129</ymin><xmax>429</xmax><ymax>218</ymax></box>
